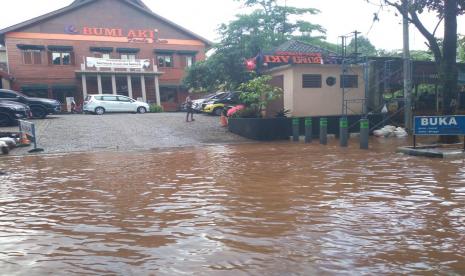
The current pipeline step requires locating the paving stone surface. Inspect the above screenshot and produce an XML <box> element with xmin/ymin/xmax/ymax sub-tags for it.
<box><xmin>1</xmin><ymin>113</ymin><xmax>250</xmax><ymax>155</ymax></box>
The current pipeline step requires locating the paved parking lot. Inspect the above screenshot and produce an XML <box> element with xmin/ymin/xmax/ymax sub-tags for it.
<box><xmin>1</xmin><ymin>113</ymin><xmax>249</xmax><ymax>155</ymax></box>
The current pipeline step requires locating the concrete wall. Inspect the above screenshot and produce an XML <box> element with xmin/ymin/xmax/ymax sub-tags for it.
<box><xmin>270</xmin><ymin>64</ymin><xmax>365</xmax><ymax>117</ymax></box>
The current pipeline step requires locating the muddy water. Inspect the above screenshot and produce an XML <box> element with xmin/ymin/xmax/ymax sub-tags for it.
<box><xmin>1</xmin><ymin>139</ymin><xmax>465</xmax><ymax>275</ymax></box>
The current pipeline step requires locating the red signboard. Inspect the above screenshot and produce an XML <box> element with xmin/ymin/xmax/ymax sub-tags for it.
<box><xmin>264</xmin><ymin>53</ymin><xmax>322</xmax><ymax>64</ymax></box>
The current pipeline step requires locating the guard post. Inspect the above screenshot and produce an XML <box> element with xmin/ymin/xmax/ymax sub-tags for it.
<box><xmin>305</xmin><ymin>117</ymin><xmax>312</xmax><ymax>143</ymax></box>
<box><xmin>339</xmin><ymin>117</ymin><xmax>348</xmax><ymax>147</ymax></box>
<box><xmin>320</xmin><ymin>117</ymin><xmax>327</xmax><ymax>145</ymax></box>
<box><xmin>360</xmin><ymin>118</ymin><xmax>369</xmax><ymax>149</ymax></box>
<box><xmin>292</xmin><ymin>118</ymin><xmax>299</xmax><ymax>142</ymax></box>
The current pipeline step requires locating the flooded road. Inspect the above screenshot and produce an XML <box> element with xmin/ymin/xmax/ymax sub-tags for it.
<box><xmin>1</xmin><ymin>139</ymin><xmax>465</xmax><ymax>275</ymax></box>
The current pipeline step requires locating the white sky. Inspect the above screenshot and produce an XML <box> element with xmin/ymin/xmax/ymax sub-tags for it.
<box><xmin>1</xmin><ymin>0</ymin><xmax>464</xmax><ymax>51</ymax></box>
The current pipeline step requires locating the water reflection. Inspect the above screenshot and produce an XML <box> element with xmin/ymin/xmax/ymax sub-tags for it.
<box><xmin>1</xmin><ymin>139</ymin><xmax>464</xmax><ymax>274</ymax></box>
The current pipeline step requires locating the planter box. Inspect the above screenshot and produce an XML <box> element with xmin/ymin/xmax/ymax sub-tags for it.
<box><xmin>228</xmin><ymin>117</ymin><xmax>291</xmax><ymax>141</ymax></box>
<box><xmin>228</xmin><ymin>114</ymin><xmax>385</xmax><ymax>141</ymax></box>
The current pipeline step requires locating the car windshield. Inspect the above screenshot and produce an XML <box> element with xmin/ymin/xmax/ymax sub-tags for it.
<box><xmin>215</xmin><ymin>93</ymin><xmax>230</xmax><ymax>100</ymax></box>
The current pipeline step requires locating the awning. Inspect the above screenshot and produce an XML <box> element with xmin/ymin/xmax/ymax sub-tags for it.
<box><xmin>51</xmin><ymin>84</ymin><xmax>77</xmax><ymax>91</ymax></box>
<box><xmin>90</xmin><ymin>47</ymin><xmax>113</xmax><ymax>53</ymax></box>
<box><xmin>177</xmin><ymin>50</ymin><xmax>198</xmax><ymax>55</ymax></box>
<box><xmin>48</xmin><ymin>45</ymin><xmax>73</xmax><ymax>52</ymax></box>
<box><xmin>21</xmin><ymin>84</ymin><xmax>48</xmax><ymax>91</ymax></box>
<box><xmin>154</xmin><ymin>49</ymin><xmax>176</xmax><ymax>54</ymax></box>
<box><xmin>117</xmin><ymin>47</ymin><xmax>140</xmax><ymax>53</ymax></box>
<box><xmin>16</xmin><ymin>44</ymin><xmax>45</xmax><ymax>50</ymax></box>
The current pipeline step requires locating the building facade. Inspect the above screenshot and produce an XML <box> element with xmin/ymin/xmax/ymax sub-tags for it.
<box><xmin>0</xmin><ymin>0</ymin><xmax>211</xmax><ymax>111</ymax></box>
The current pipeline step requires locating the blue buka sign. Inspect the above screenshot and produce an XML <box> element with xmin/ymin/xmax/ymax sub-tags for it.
<box><xmin>414</xmin><ymin>115</ymin><xmax>465</xmax><ymax>135</ymax></box>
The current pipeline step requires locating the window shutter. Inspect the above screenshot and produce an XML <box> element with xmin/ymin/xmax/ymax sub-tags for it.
<box><xmin>340</xmin><ymin>75</ymin><xmax>358</xmax><ymax>88</ymax></box>
<box><xmin>302</xmin><ymin>74</ymin><xmax>322</xmax><ymax>88</ymax></box>
<box><xmin>180</xmin><ymin>56</ymin><xmax>186</xmax><ymax>68</ymax></box>
<box><xmin>33</xmin><ymin>51</ymin><xmax>42</xmax><ymax>64</ymax></box>
<box><xmin>70</xmin><ymin>52</ymin><xmax>76</xmax><ymax>65</ymax></box>
<box><xmin>47</xmin><ymin>51</ymin><xmax>53</xmax><ymax>65</ymax></box>
<box><xmin>23</xmin><ymin>51</ymin><xmax>32</xmax><ymax>64</ymax></box>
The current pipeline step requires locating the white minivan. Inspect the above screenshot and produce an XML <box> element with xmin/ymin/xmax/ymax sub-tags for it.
<box><xmin>83</xmin><ymin>94</ymin><xmax>150</xmax><ymax>115</ymax></box>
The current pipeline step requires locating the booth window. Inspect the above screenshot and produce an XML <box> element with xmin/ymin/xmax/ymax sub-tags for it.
<box><xmin>302</xmin><ymin>74</ymin><xmax>322</xmax><ymax>88</ymax></box>
<box><xmin>340</xmin><ymin>75</ymin><xmax>358</xmax><ymax>88</ymax></box>
<box><xmin>157</xmin><ymin>55</ymin><xmax>173</xmax><ymax>68</ymax></box>
<box><xmin>50</xmin><ymin>51</ymin><xmax>74</xmax><ymax>65</ymax></box>
<box><xmin>22</xmin><ymin>50</ymin><xmax>42</xmax><ymax>65</ymax></box>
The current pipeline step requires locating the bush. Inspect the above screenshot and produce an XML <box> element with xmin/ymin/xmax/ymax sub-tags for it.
<box><xmin>237</xmin><ymin>75</ymin><xmax>282</xmax><ymax>118</ymax></box>
<box><xmin>149</xmin><ymin>104</ymin><xmax>164</xmax><ymax>113</ymax></box>
<box><xmin>232</xmin><ymin>106</ymin><xmax>261</xmax><ymax>118</ymax></box>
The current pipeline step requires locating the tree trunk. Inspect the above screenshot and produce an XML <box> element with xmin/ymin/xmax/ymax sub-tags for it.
<box><xmin>439</xmin><ymin>0</ymin><xmax>460</xmax><ymax>143</ymax></box>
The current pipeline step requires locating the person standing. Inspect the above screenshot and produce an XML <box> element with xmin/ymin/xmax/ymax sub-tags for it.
<box><xmin>185</xmin><ymin>95</ymin><xmax>194</xmax><ymax>122</ymax></box>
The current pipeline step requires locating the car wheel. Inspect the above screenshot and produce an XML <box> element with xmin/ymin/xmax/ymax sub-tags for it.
<box><xmin>31</xmin><ymin>106</ymin><xmax>47</xmax><ymax>119</ymax></box>
<box><xmin>0</xmin><ymin>113</ymin><xmax>12</xmax><ymax>127</ymax></box>
<box><xmin>94</xmin><ymin>107</ymin><xmax>105</xmax><ymax>115</ymax></box>
<box><xmin>213</xmin><ymin>107</ymin><xmax>223</xmax><ymax>116</ymax></box>
<box><xmin>137</xmin><ymin>107</ymin><xmax>147</xmax><ymax>114</ymax></box>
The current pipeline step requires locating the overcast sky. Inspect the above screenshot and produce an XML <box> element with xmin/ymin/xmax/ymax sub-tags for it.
<box><xmin>1</xmin><ymin>0</ymin><xmax>464</xmax><ymax>51</ymax></box>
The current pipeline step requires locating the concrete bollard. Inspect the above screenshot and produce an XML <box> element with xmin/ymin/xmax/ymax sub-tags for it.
<box><xmin>305</xmin><ymin>117</ymin><xmax>312</xmax><ymax>143</ymax></box>
<box><xmin>339</xmin><ymin>117</ymin><xmax>349</xmax><ymax>147</ymax></box>
<box><xmin>292</xmin><ymin>118</ymin><xmax>299</xmax><ymax>142</ymax></box>
<box><xmin>360</xmin><ymin>118</ymin><xmax>369</xmax><ymax>150</ymax></box>
<box><xmin>320</xmin><ymin>118</ymin><xmax>327</xmax><ymax>145</ymax></box>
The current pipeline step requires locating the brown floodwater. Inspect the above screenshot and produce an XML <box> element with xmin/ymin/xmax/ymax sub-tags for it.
<box><xmin>1</xmin><ymin>138</ymin><xmax>465</xmax><ymax>275</ymax></box>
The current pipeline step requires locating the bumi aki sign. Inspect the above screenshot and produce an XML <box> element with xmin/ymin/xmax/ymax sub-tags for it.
<box><xmin>414</xmin><ymin>115</ymin><xmax>465</xmax><ymax>135</ymax></box>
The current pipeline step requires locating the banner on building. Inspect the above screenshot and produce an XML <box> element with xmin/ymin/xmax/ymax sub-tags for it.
<box><xmin>86</xmin><ymin>57</ymin><xmax>151</xmax><ymax>69</ymax></box>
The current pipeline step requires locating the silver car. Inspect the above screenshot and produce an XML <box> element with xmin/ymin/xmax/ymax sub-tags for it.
<box><xmin>83</xmin><ymin>94</ymin><xmax>150</xmax><ymax>115</ymax></box>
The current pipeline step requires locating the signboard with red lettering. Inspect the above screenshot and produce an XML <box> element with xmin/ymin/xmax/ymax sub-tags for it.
<box><xmin>65</xmin><ymin>26</ymin><xmax>168</xmax><ymax>43</ymax></box>
<box><xmin>264</xmin><ymin>52</ymin><xmax>323</xmax><ymax>65</ymax></box>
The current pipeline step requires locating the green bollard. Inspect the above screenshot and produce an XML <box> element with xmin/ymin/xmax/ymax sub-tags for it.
<box><xmin>360</xmin><ymin>119</ymin><xmax>369</xmax><ymax>149</ymax></box>
<box><xmin>320</xmin><ymin>118</ymin><xmax>327</xmax><ymax>145</ymax></box>
<box><xmin>292</xmin><ymin>118</ymin><xmax>299</xmax><ymax>142</ymax></box>
<box><xmin>339</xmin><ymin>117</ymin><xmax>349</xmax><ymax>147</ymax></box>
<box><xmin>305</xmin><ymin>118</ymin><xmax>312</xmax><ymax>143</ymax></box>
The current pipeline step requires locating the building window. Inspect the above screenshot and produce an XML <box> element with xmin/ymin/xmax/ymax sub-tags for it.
<box><xmin>340</xmin><ymin>75</ymin><xmax>358</xmax><ymax>88</ymax></box>
<box><xmin>185</xmin><ymin>56</ymin><xmax>194</xmax><ymax>68</ymax></box>
<box><xmin>302</xmin><ymin>74</ymin><xmax>322</xmax><ymax>88</ymax></box>
<box><xmin>94</xmin><ymin>52</ymin><xmax>111</xmax><ymax>59</ymax></box>
<box><xmin>157</xmin><ymin>55</ymin><xmax>173</xmax><ymax>68</ymax></box>
<box><xmin>50</xmin><ymin>51</ymin><xmax>73</xmax><ymax>65</ymax></box>
<box><xmin>160</xmin><ymin>87</ymin><xmax>177</xmax><ymax>102</ymax></box>
<box><xmin>22</xmin><ymin>50</ymin><xmax>42</xmax><ymax>65</ymax></box>
<box><xmin>121</xmin><ymin>54</ymin><xmax>136</xmax><ymax>61</ymax></box>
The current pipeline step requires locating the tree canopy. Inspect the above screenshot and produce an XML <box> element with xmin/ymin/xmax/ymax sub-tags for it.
<box><xmin>183</xmin><ymin>0</ymin><xmax>326</xmax><ymax>91</ymax></box>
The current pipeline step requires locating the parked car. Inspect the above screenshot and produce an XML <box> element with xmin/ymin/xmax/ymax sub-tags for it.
<box><xmin>0</xmin><ymin>100</ymin><xmax>31</xmax><ymax>127</ymax></box>
<box><xmin>202</xmin><ymin>91</ymin><xmax>242</xmax><ymax>115</ymax></box>
<box><xmin>83</xmin><ymin>94</ymin><xmax>150</xmax><ymax>115</ymax></box>
<box><xmin>191</xmin><ymin>92</ymin><xmax>229</xmax><ymax>112</ymax></box>
<box><xmin>0</xmin><ymin>89</ymin><xmax>61</xmax><ymax>119</ymax></box>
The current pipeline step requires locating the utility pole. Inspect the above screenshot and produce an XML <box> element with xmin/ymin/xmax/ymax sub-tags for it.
<box><xmin>354</xmin><ymin>30</ymin><xmax>361</xmax><ymax>56</ymax></box>
<box><xmin>402</xmin><ymin>0</ymin><xmax>412</xmax><ymax>132</ymax></box>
